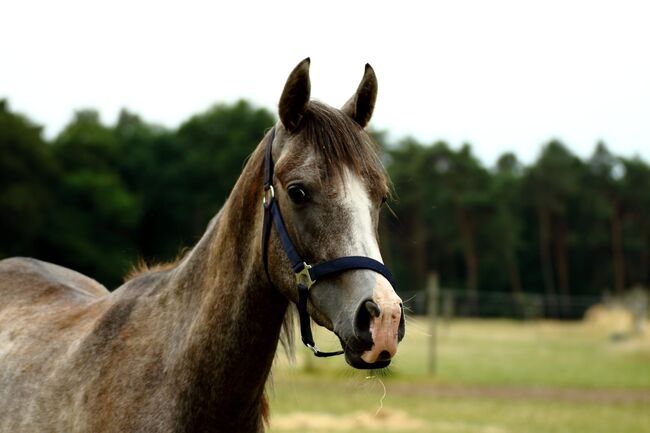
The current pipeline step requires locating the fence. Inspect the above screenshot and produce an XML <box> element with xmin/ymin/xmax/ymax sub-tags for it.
<box><xmin>400</xmin><ymin>288</ymin><xmax>604</xmax><ymax>320</ymax></box>
<box><xmin>399</xmin><ymin>282</ymin><xmax>647</xmax><ymax>374</ymax></box>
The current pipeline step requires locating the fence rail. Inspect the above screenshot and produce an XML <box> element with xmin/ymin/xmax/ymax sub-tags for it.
<box><xmin>400</xmin><ymin>289</ymin><xmax>604</xmax><ymax>319</ymax></box>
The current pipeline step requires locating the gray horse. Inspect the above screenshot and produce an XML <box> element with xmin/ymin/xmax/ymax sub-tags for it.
<box><xmin>0</xmin><ymin>58</ymin><xmax>404</xmax><ymax>433</ymax></box>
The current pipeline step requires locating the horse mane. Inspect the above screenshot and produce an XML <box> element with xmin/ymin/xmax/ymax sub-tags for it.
<box><xmin>124</xmin><ymin>259</ymin><xmax>167</xmax><ymax>281</ymax></box>
<box><xmin>124</xmin><ymin>249</ymin><xmax>190</xmax><ymax>282</ymax></box>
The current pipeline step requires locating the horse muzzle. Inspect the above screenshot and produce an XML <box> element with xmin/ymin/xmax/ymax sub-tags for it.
<box><xmin>337</xmin><ymin>276</ymin><xmax>405</xmax><ymax>369</ymax></box>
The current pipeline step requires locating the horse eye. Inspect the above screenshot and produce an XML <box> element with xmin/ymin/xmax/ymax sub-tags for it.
<box><xmin>287</xmin><ymin>185</ymin><xmax>310</xmax><ymax>204</ymax></box>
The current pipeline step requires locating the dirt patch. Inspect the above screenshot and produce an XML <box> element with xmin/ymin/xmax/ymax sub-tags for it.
<box><xmin>430</xmin><ymin>422</ymin><xmax>510</xmax><ymax>433</ymax></box>
<box><xmin>272</xmin><ymin>410</ymin><xmax>513</xmax><ymax>433</ymax></box>
<box><xmin>272</xmin><ymin>408</ymin><xmax>425</xmax><ymax>431</ymax></box>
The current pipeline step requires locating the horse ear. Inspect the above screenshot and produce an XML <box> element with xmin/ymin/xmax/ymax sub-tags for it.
<box><xmin>279</xmin><ymin>58</ymin><xmax>311</xmax><ymax>132</ymax></box>
<box><xmin>341</xmin><ymin>63</ymin><xmax>378</xmax><ymax>128</ymax></box>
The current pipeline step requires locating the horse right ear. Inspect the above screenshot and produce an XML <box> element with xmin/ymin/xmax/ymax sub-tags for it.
<box><xmin>279</xmin><ymin>58</ymin><xmax>311</xmax><ymax>133</ymax></box>
<box><xmin>341</xmin><ymin>63</ymin><xmax>377</xmax><ymax>128</ymax></box>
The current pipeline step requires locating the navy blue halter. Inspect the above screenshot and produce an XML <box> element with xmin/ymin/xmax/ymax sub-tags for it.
<box><xmin>261</xmin><ymin>128</ymin><xmax>397</xmax><ymax>357</ymax></box>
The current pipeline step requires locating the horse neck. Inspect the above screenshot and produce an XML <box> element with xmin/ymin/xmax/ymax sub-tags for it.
<box><xmin>167</xmin><ymin>145</ymin><xmax>288</xmax><ymax>429</ymax></box>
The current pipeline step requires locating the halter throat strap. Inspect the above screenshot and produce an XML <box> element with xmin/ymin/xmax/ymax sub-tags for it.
<box><xmin>261</xmin><ymin>127</ymin><xmax>396</xmax><ymax>357</ymax></box>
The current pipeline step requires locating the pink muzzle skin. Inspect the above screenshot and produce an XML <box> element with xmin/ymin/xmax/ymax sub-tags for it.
<box><xmin>360</xmin><ymin>275</ymin><xmax>403</xmax><ymax>364</ymax></box>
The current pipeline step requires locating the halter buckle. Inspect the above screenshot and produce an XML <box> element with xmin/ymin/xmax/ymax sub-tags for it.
<box><xmin>295</xmin><ymin>263</ymin><xmax>315</xmax><ymax>289</ymax></box>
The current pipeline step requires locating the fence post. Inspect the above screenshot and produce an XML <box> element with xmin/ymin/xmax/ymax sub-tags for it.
<box><xmin>427</xmin><ymin>272</ymin><xmax>439</xmax><ymax>375</ymax></box>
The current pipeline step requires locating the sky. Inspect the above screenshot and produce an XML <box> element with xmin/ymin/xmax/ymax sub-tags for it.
<box><xmin>1</xmin><ymin>0</ymin><xmax>649</xmax><ymax>165</ymax></box>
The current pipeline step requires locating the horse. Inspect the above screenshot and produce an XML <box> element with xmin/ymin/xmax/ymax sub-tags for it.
<box><xmin>0</xmin><ymin>58</ymin><xmax>405</xmax><ymax>433</ymax></box>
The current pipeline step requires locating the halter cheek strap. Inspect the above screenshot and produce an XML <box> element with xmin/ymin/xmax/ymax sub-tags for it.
<box><xmin>261</xmin><ymin>128</ymin><xmax>397</xmax><ymax>357</ymax></box>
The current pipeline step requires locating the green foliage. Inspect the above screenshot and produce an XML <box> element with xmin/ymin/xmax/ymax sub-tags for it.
<box><xmin>0</xmin><ymin>100</ymin><xmax>57</xmax><ymax>257</ymax></box>
<box><xmin>0</xmin><ymin>98</ymin><xmax>648</xmax><ymax>307</ymax></box>
<box><xmin>385</xmin><ymin>136</ymin><xmax>650</xmax><ymax>313</ymax></box>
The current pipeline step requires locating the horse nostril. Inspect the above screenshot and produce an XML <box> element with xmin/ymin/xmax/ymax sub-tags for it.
<box><xmin>353</xmin><ymin>299</ymin><xmax>376</xmax><ymax>350</ymax></box>
<box><xmin>364</xmin><ymin>300</ymin><xmax>381</xmax><ymax>318</ymax></box>
<box><xmin>377</xmin><ymin>350</ymin><xmax>392</xmax><ymax>361</ymax></box>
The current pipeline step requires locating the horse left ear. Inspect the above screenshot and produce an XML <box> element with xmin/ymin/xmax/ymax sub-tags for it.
<box><xmin>342</xmin><ymin>63</ymin><xmax>378</xmax><ymax>128</ymax></box>
<box><xmin>279</xmin><ymin>58</ymin><xmax>311</xmax><ymax>133</ymax></box>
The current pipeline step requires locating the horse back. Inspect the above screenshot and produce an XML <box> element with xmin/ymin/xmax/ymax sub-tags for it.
<box><xmin>0</xmin><ymin>257</ymin><xmax>109</xmax><ymax>309</ymax></box>
<box><xmin>0</xmin><ymin>258</ymin><xmax>123</xmax><ymax>432</ymax></box>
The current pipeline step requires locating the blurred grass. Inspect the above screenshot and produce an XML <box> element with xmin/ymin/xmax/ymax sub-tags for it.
<box><xmin>267</xmin><ymin>317</ymin><xmax>650</xmax><ymax>433</ymax></box>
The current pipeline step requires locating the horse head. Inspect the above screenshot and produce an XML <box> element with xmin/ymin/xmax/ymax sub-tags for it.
<box><xmin>263</xmin><ymin>58</ymin><xmax>405</xmax><ymax>369</ymax></box>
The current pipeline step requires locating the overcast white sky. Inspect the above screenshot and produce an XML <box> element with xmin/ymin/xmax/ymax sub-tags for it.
<box><xmin>1</xmin><ymin>0</ymin><xmax>648</xmax><ymax>165</ymax></box>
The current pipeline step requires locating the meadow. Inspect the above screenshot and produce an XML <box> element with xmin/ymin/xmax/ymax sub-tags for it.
<box><xmin>267</xmin><ymin>316</ymin><xmax>650</xmax><ymax>433</ymax></box>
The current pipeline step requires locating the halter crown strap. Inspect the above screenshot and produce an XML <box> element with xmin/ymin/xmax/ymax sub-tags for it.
<box><xmin>261</xmin><ymin>127</ymin><xmax>397</xmax><ymax>358</ymax></box>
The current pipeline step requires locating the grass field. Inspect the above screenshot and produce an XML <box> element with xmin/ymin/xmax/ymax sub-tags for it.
<box><xmin>267</xmin><ymin>317</ymin><xmax>650</xmax><ymax>433</ymax></box>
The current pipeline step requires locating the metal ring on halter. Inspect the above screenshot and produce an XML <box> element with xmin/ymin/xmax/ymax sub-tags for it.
<box><xmin>263</xmin><ymin>185</ymin><xmax>275</xmax><ymax>208</ymax></box>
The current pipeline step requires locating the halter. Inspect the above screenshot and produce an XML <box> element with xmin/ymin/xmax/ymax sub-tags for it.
<box><xmin>261</xmin><ymin>127</ymin><xmax>397</xmax><ymax>357</ymax></box>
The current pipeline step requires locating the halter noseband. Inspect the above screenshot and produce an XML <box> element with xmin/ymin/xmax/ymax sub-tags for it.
<box><xmin>261</xmin><ymin>127</ymin><xmax>397</xmax><ymax>357</ymax></box>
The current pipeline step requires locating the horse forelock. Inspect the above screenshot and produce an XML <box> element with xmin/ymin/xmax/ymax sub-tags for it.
<box><xmin>292</xmin><ymin>101</ymin><xmax>389</xmax><ymax>200</ymax></box>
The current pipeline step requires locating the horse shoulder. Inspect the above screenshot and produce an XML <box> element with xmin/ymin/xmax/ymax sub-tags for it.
<box><xmin>0</xmin><ymin>257</ymin><xmax>109</xmax><ymax>308</ymax></box>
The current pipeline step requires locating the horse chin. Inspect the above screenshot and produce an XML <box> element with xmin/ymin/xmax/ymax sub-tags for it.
<box><xmin>343</xmin><ymin>350</ymin><xmax>392</xmax><ymax>370</ymax></box>
<box><xmin>336</xmin><ymin>334</ymin><xmax>392</xmax><ymax>370</ymax></box>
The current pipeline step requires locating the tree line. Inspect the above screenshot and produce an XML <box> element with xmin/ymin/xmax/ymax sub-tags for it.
<box><xmin>1</xmin><ymin>99</ymin><xmax>648</xmax><ymax>315</ymax></box>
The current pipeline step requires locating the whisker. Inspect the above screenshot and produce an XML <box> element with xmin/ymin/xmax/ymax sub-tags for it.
<box><xmin>401</xmin><ymin>294</ymin><xmax>418</xmax><ymax>305</ymax></box>
<box><xmin>385</xmin><ymin>202</ymin><xmax>398</xmax><ymax>220</ymax></box>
